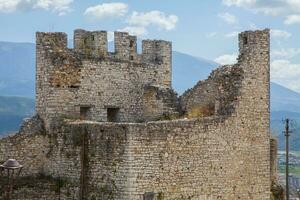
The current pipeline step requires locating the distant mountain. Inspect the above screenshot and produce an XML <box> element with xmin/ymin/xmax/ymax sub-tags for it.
<box><xmin>172</xmin><ymin>51</ymin><xmax>218</xmax><ymax>94</ymax></box>
<box><xmin>269</xmin><ymin>83</ymin><xmax>300</xmax><ymax>151</ymax></box>
<box><xmin>270</xmin><ymin>110</ymin><xmax>300</xmax><ymax>150</ymax></box>
<box><xmin>0</xmin><ymin>41</ymin><xmax>35</xmax><ymax>97</ymax></box>
<box><xmin>271</xmin><ymin>82</ymin><xmax>300</xmax><ymax>113</ymax></box>
<box><xmin>0</xmin><ymin>96</ymin><xmax>35</xmax><ymax>135</ymax></box>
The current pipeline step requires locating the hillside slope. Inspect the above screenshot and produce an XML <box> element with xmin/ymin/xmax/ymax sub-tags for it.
<box><xmin>0</xmin><ymin>41</ymin><xmax>35</xmax><ymax>97</ymax></box>
<box><xmin>0</xmin><ymin>96</ymin><xmax>35</xmax><ymax>135</ymax></box>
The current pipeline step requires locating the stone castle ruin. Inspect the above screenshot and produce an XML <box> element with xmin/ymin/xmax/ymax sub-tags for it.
<box><xmin>0</xmin><ymin>29</ymin><xmax>277</xmax><ymax>199</ymax></box>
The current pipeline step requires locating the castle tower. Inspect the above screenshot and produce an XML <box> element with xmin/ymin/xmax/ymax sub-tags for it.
<box><xmin>237</xmin><ymin>29</ymin><xmax>270</xmax><ymax>116</ymax></box>
<box><xmin>36</xmin><ymin>32</ymin><xmax>69</xmax><ymax>124</ymax></box>
<box><xmin>236</xmin><ymin>29</ymin><xmax>271</xmax><ymax>198</ymax></box>
<box><xmin>35</xmin><ymin>29</ymin><xmax>177</xmax><ymax>128</ymax></box>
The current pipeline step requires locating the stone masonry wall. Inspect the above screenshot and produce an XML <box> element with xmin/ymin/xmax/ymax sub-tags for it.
<box><xmin>36</xmin><ymin>30</ymin><xmax>175</xmax><ymax>129</ymax></box>
<box><xmin>142</xmin><ymin>85</ymin><xmax>181</xmax><ymax>121</ymax></box>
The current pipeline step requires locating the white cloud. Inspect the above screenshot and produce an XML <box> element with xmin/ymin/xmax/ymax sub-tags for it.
<box><xmin>272</xmin><ymin>48</ymin><xmax>300</xmax><ymax>59</ymax></box>
<box><xmin>218</xmin><ymin>12</ymin><xmax>238</xmax><ymax>25</ymax></box>
<box><xmin>127</xmin><ymin>11</ymin><xmax>178</xmax><ymax>31</ymax></box>
<box><xmin>0</xmin><ymin>0</ymin><xmax>19</xmax><ymax>12</ymax></box>
<box><xmin>225</xmin><ymin>31</ymin><xmax>239</xmax><ymax>38</ymax></box>
<box><xmin>271</xmin><ymin>59</ymin><xmax>300</xmax><ymax>92</ymax></box>
<box><xmin>214</xmin><ymin>54</ymin><xmax>238</xmax><ymax>65</ymax></box>
<box><xmin>271</xmin><ymin>29</ymin><xmax>291</xmax><ymax>39</ymax></box>
<box><xmin>84</xmin><ymin>2</ymin><xmax>128</xmax><ymax>20</ymax></box>
<box><xmin>222</xmin><ymin>0</ymin><xmax>300</xmax><ymax>16</ymax></box>
<box><xmin>0</xmin><ymin>0</ymin><xmax>73</xmax><ymax>15</ymax></box>
<box><xmin>284</xmin><ymin>14</ymin><xmax>300</xmax><ymax>25</ymax></box>
<box><xmin>118</xmin><ymin>26</ymin><xmax>147</xmax><ymax>37</ymax></box>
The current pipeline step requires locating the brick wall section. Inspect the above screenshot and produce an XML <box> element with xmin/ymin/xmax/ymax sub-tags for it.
<box><xmin>0</xmin><ymin>29</ymin><xmax>271</xmax><ymax>200</ymax></box>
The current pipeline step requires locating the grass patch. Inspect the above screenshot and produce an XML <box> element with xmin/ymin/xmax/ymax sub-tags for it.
<box><xmin>186</xmin><ymin>104</ymin><xmax>215</xmax><ymax>119</ymax></box>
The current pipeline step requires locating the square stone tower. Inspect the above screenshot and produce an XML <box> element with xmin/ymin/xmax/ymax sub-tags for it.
<box><xmin>36</xmin><ymin>30</ymin><xmax>179</xmax><ymax>128</ymax></box>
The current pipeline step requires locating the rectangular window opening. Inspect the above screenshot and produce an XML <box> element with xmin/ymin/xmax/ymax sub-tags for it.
<box><xmin>107</xmin><ymin>108</ymin><xmax>120</xmax><ymax>122</ymax></box>
<box><xmin>69</xmin><ymin>85</ymin><xmax>80</xmax><ymax>89</ymax></box>
<box><xmin>143</xmin><ymin>192</ymin><xmax>156</xmax><ymax>200</ymax></box>
<box><xmin>243</xmin><ymin>36</ymin><xmax>248</xmax><ymax>45</ymax></box>
<box><xmin>80</xmin><ymin>106</ymin><xmax>91</xmax><ymax>120</ymax></box>
<box><xmin>130</xmin><ymin>40</ymin><xmax>134</xmax><ymax>48</ymax></box>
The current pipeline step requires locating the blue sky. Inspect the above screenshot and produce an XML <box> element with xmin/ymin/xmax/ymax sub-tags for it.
<box><xmin>1</xmin><ymin>0</ymin><xmax>300</xmax><ymax>92</ymax></box>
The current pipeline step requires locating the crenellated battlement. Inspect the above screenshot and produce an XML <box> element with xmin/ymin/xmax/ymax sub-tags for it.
<box><xmin>36</xmin><ymin>29</ymin><xmax>172</xmax><ymax>66</ymax></box>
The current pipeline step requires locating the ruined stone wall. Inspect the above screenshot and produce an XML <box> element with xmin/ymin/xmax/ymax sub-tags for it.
<box><xmin>180</xmin><ymin>65</ymin><xmax>243</xmax><ymax>118</ymax></box>
<box><xmin>180</xmin><ymin>29</ymin><xmax>269</xmax><ymax>122</ymax></box>
<box><xmin>36</xmin><ymin>30</ymin><xmax>175</xmax><ymax>128</ymax></box>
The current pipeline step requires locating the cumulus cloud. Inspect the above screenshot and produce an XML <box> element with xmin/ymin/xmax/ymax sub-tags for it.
<box><xmin>271</xmin><ymin>29</ymin><xmax>291</xmax><ymax>39</ymax></box>
<box><xmin>0</xmin><ymin>0</ymin><xmax>73</xmax><ymax>15</ymax></box>
<box><xmin>218</xmin><ymin>12</ymin><xmax>238</xmax><ymax>25</ymax></box>
<box><xmin>271</xmin><ymin>59</ymin><xmax>300</xmax><ymax>92</ymax></box>
<box><xmin>284</xmin><ymin>14</ymin><xmax>300</xmax><ymax>25</ymax></box>
<box><xmin>127</xmin><ymin>11</ymin><xmax>178</xmax><ymax>31</ymax></box>
<box><xmin>272</xmin><ymin>48</ymin><xmax>300</xmax><ymax>59</ymax></box>
<box><xmin>214</xmin><ymin>54</ymin><xmax>238</xmax><ymax>65</ymax></box>
<box><xmin>222</xmin><ymin>0</ymin><xmax>299</xmax><ymax>16</ymax></box>
<box><xmin>84</xmin><ymin>2</ymin><xmax>128</xmax><ymax>20</ymax></box>
<box><xmin>118</xmin><ymin>26</ymin><xmax>147</xmax><ymax>37</ymax></box>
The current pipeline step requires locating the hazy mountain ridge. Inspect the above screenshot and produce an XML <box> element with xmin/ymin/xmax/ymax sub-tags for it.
<box><xmin>0</xmin><ymin>96</ymin><xmax>35</xmax><ymax>134</ymax></box>
<box><xmin>0</xmin><ymin>41</ymin><xmax>35</xmax><ymax>97</ymax></box>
